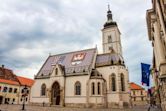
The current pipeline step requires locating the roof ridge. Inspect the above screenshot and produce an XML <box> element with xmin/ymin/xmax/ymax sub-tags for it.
<box><xmin>17</xmin><ymin>76</ymin><xmax>34</xmax><ymax>80</ymax></box>
<box><xmin>50</xmin><ymin>48</ymin><xmax>97</xmax><ymax>57</ymax></box>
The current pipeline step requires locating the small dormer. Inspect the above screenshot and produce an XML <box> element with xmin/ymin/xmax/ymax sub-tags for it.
<box><xmin>51</xmin><ymin>64</ymin><xmax>65</xmax><ymax>77</ymax></box>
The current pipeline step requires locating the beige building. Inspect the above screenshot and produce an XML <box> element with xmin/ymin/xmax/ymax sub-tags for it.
<box><xmin>146</xmin><ymin>0</ymin><xmax>166</xmax><ymax>110</ymax></box>
<box><xmin>17</xmin><ymin>76</ymin><xmax>34</xmax><ymax>104</ymax></box>
<box><xmin>129</xmin><ymin>82</ymin><xmax>147</xmax><ymax>106</ymax></box>
<box><xmin>0</xmin><ymin>78</ymin><xmax>20</xmax><ymax>104</ymax></box>
<box><xmin>0</xmin><ymin>65</ymin><xmax>34</xmax><ymax>105</ymax></box>
<box><xmin>30</xmin><ymin>7</ymin><xmax>130</xmax><ymax>108</ymax></box>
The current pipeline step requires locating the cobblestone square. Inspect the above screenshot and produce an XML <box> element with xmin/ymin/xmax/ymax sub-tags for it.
<box><xmin>0</xmin><ymin>105</ymin><xmax>161</xmax><ymax>111</ymax></box>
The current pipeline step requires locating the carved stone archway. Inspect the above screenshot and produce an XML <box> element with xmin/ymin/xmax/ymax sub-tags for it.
<box><xmin>51</xmin><ymin>82</ymin><xmax>60</xmax><ymax>105</ymax></box>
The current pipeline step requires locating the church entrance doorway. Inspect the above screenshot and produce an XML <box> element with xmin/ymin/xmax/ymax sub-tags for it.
<box><xmin>51</xmin><ymin>82</ymin><xmax>60</xmax><ymax>105</ymax></box>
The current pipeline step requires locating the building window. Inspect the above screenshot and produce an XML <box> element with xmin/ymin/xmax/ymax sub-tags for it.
<box><xmin>14</xmin><ymin>88</ymin><xmax>17</xmax><ymax>93</ymax></box>
<box><xmin>108</xmin><ymin>35</ymin><xmax>112</xmax><ymax>43</ymax></box>
<box><xmin>133</xmin><ymin>91</ymin><xmax>135</xmax><ymax>95</ymax></box>
<box><xmin>20</xmin><ymin>98</ymin><xmax>22</xmax><ymax>102</ymax></box>
<box><xmin>41</xmin><ymin>84</ymin><xmax>46</xmax><ymax>96</ymax></box>
<box><xmin>110</xmin><ymin>74</ymin><xmax>116</xmax><ymax>91</ymax></box>
<box><xmin>121</xmin><ymin>73</ymin><xmax>125</xmax><ymax>91</ymax></box>
<box><xmin>75</xmin><ymin>81</ymin><xmax>81</xmax><ymax>95</ymax></box>
<box><xmin>27</xmin><ymin>90</ymin><xmax>29</xmax><ymax>94</ymax></box>
<box><xmin>21</xmin><ymin>89</ymin><xmax>24</xmax><ymax>93</ymax></box>
<box><xmin>9</xmin><ymin>88</ymin><xmax>13</xmax><ymax>93</ymax></box>
<box><xmin>109</xmin><ymin>47</ymin><xmax>113</xmax><ymax>52</ymax></box>
<box><xmin>3</xmin><ymin>87</ymin><xmax>8</xmax><ymax>92</ymax></box>
<box><xmin>134</xmin><ymin>97</ymin><xmax>136</xmax><ymax>101</ymax></box>
<box><xmin>0</xmin><ymin>86</ymin><xmax>1</xmax><ymax>92</ymax></box>
<box><xmin>92</xmin><ymin>82</ymin><xmax>95</xmax><ymax>95</ymax></box>
<box><xmin>55</xmin><ymin>68</ymin><xmax>58</xmax><ymax>75</ymax></box>
<box><xmin>97</xmin><ymin>82</ymin><xmax>101</xmax><ymax>95</ymax></box>
<box><xmin>141</xmin><ymin>90</ymin><xmax>143</xmax><ymax>95</ymax></box>
<box><xmin>13</xmin><ymin>98</ymin><xmax>15</xmax><ymax>102</ymax></box>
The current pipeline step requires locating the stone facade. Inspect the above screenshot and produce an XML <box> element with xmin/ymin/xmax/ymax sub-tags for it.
<box><xmin>146</xmin><ymin>0</ymin><xmax>166</xmax><ymax>110</ymax></box>
<box><xmin>30</xmin><ymin>7</ymin><xmax>130</xmax><ymax>108</ymax></box>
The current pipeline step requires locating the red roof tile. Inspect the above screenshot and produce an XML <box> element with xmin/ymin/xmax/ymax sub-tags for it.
<box><xmin>130</xmin><ymin>82</ymin><xmax>144</xmax><ymax>90</ymax></box>
<box><xmin>17</xmin><ymin>76</ymin><xmax>34</xmax><ymax>87</ymax></box>
<box><xmin>0</xmin><ymin>78</ymin><xmax>20</xmax><ymax>86</ymax></box>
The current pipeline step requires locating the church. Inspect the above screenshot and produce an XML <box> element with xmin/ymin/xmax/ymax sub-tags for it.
<box><xmin>30</xmin><ymin>7</ymin><xmax>130</xmax><ymax>108</ymax></box>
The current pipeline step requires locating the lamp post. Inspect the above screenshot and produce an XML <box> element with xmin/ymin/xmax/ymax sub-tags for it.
<box><xmin>22</xmin><ymin>85</ymin><xmax>28</xmax><ymax>111</ymax></box>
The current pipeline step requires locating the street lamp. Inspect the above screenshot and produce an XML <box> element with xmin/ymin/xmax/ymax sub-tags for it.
<box><xmin>21</xmin><ymin>85</ymin><xmax>28</xmax><ymax>111</ymax></box>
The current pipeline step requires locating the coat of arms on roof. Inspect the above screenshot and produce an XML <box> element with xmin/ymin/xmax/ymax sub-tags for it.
<box><xmin>71</xmin><ymin>53</ymin><xmax>86</xmax><ymax>65</ymax></box>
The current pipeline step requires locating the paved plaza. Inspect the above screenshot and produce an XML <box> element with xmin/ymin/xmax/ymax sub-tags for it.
<box><xmin>0</xmin><ymin>104</ymin><xmax>161</xmax><ymax>111</ymax></box>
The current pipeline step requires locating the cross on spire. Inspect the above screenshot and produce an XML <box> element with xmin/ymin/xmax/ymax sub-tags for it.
<box><xmin>108</xmin><ymin>4</ymin><xmax>110</xmax><ymax>11</ymax></box>
<box><xmin>107</xmin><ymin>4</ymin><xmax>112</xmax><ymax>21</ymax></box>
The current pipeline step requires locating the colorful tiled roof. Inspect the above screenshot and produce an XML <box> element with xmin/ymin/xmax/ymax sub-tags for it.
<box><xmin>17</xmin><ymin>76</ymin><xmax>34</xmax><ymax>87</ymax></box>
<box><xmin>0</xmin><ymin>78</ymin><xmax>20</xmax><ymax>86</ymax></box>
<box><xmin>36</xmin><ymin>48</ymin><xmax>97</xmax><ymax>78</ymax></box>
<box><xmin>130</xmin><ymin>82</ymin><xmax>144</xmax><ymax>90</ymax></box>
<box><xmin>96</xmin><ymin>53</ymin><xmax>124</xmax><ymax>67</ymax></box>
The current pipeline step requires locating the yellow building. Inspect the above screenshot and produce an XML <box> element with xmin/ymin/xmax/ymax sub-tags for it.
<box><xmin>0</xmin><ymin>78</ymin><xmax>20</xmax><ymax>104</ymax></box>
<box><xmin>129</xmin><ymin>82</ymin><xmax>147</xmax><ymax>106</ymax></box>
<box><xmin>146</xmin><ymin>0</ymin><xmax>166</xmax><ymax>110</ymax></box>
<box><xmin>0</xmin><ymin>65</ymin><xmax>34</xmax><ymax>105</ymax></box>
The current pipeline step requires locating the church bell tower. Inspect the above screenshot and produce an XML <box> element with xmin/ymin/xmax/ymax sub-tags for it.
<box><xmin>102</xmin><ymin>5</ymin><xmax>123</xmax><ymax>55</ymax></box>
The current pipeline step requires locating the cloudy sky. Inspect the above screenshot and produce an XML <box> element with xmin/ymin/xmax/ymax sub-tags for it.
<box><xmin>0</xmin><ymin>0</ymin><xmax>153</xmax><ymax>85</ymax></box>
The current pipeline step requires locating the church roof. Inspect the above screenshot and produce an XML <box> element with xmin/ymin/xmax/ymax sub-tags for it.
<box><xmin>95</xmin><ymin>52</ymin><xmax>124</xmax><ymax>67</ymax></box>
<box><xmin>103</xmin><ymin>21</ymin><xmax>117</xmax><ymax>29</ymax></box>
<box><xmin>35</xmin><ymin>48</ymin><xmax>97</xmax><ymax>78</ymax></box>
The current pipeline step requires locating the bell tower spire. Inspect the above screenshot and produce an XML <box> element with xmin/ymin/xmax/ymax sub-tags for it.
<box><xmin>107</xmin><ymin>4</ymin><xmax>112</xmax><ymax>21</ymax></box>
<box><xmin>101</xmin><ymin>5</ymin><xmax>123</xmax><ymax>56</ymax></box>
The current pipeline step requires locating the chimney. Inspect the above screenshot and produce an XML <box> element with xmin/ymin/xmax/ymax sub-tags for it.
<box><xmin>1</xmin><ymin>65</ymin><xmax>4</xmax><ymax>68</ymax></box>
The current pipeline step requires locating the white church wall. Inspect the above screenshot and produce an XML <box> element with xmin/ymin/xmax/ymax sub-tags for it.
<box><xmin>97</xmin><ymin>65</ymin><xmax>129</xmax><ymax>103</ymax></box>
<box><xmin>65</xmin><ymin>75</ymin><xmax>89</xmax><ymax>104</ymax></box>
<box><xmin>30</xmin><ymin>79</ymin><xmax>50</xmax><ymax>103</ymax></box>
<box><xmin>88</xmin><ymin>79</ymin><xmax>104</xmax><ymax>104</ymax></box>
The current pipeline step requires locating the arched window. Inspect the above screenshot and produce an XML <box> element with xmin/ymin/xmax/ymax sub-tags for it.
<box><xmin>108</xmin><ymin>35</ymin><xmax>112</xmax><ymax>43</ymax></box>
<box><xmin>110</xmin><ymin>74</ymin><xmax>116</xmax><ymax>91</ymax></box>
<box><xmin>97</xmin><ymin>82</ymin><xmax>101</xmax><ymax>95</ymax></box>
<box><xmin>121</xmin><ymin>74</ymin><xmax>125</xmax><ymax>91</ymax></box>
<box><xmin>92</xmin><ymin>82</ymin><xmax>95</xmax><ymax>95</ymax></box>
<box><xmin>75</xmin><ymin>81</ymin><xmax>81</xmax><ymax>95</ymax></box>
<box><xmin>55</xmin><ymin>68</ymin><xmax>58</xmax><ymax>75</ymax></box>
<box><xmin>41</xmin><ymin>84</ymin><xmax>46</xmax><ymax>96</ymax></box>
